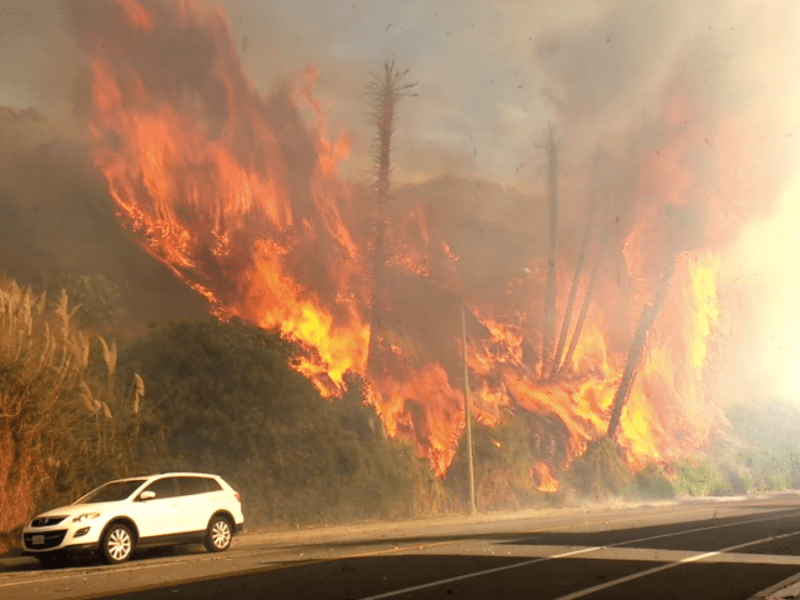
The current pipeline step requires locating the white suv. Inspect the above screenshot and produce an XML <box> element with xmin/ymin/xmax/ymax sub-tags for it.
<box><xmin>22</xmin><ymin>472</ymin><xmax>244</xmax><ymax>568</ymax></box>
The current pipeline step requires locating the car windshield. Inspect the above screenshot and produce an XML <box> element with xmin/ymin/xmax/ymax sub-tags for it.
<box><xmin>75</xmin><ymin>479</ymin><xmax>148</xmax><ymax>504</ymax></box>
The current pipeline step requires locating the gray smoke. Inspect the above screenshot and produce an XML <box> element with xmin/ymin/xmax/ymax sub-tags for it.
<box><xmin>2</xmin><ymin>0</ymin><xmax>800</xmax><ymax>402</ymax></box>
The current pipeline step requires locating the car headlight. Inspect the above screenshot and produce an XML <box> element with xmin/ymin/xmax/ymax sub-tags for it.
<box><xmin>72</xmin><ymin>512</ymin><xmax>101</xmax><ymax>523</ymax></box>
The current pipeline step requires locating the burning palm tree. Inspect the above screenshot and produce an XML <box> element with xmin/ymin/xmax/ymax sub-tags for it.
<box><xmin>366</xmin><ymin>60</ymin><xmax>416</xmax><ymax>373</ymax></box>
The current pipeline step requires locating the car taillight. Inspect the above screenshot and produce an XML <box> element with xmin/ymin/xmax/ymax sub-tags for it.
<box><xmin>234</xmin><ymin>492</ymin><xmax>241</xmax><ymax>503</ymax></box>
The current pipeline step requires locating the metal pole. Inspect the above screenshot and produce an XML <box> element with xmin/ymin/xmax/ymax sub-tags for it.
<box><xmin>461</xmin><ymin>304</ymin><xmax>476</xmax><ymax>515</ymax></box>
<box><xmin>456</xmin><ymin>268</ymin><xmax>529</xmax><ymax>515</ymax></box>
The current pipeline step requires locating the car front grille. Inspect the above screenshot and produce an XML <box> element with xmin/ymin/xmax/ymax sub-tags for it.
<box><xmin>24</xmin><ymin>530</ymin><xmax>68</xmax><ymax>550</ymax></box>
<box><xmin>30</xmin><ymin>516</ymin><xmax>67</xmax><ymax>527</ymax></box>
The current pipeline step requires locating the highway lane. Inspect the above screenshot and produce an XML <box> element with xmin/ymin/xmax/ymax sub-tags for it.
<box><xmin>3</xmin><ymin>495</ymin><xmax>800</xmax><ymax>600</ymax></box>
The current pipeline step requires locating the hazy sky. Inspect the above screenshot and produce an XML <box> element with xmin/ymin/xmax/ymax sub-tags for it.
<box><xmin>5</xmin><ymin>1</ymin><xmax>792</xmax><ymax>181</ymax></box>
<box><xmin>3</xmin><ymin>1</ymin><xmax>799</xmax><ymax>182</ymax></box>
<box><xmin>2</xmin><ymin>0</ymin><xmax>800</xmax><ymax>401</ymax></box>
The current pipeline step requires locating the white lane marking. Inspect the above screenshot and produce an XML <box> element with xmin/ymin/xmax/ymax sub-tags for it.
<box><xmin>0</xmin><ymin>538</ymin><xmax>460</xmax><ymax>593</ymax></box>
<box><xmin>752</xmin><ymin>570</ymin><xmax>800</xmax><ymax>600</ymax></box>
<box><xmin>1</xmin><ymin>504</ymin><xmax>793</xmax><ymax>594</ymax></box>
<box><xmin>0</xmin><ymin>501</ymin><xmax>765</xmax><ymax>589</ymax></box>
<box><xmin>358</xmin><ymin>546</ymin><xmax>604</xmax><ymax>600</ymax></box>
<box><xmin>553</xmin><ymin>528</ymin><xmax>800</xmax><ymax>600</ymax></box>
<box><xmin>356</xmin><ymin>510</ymin><xmax>800</xmax><ymax>600</ymax></box>
<box><xmin>0</xmin><ymin>506</ymin><xmax>701</xmax><ymax>588</ymax></box>
<box><xmin>0</xmin><ymin>555</ymin><xmax>208</xmax><ymax>588</ymax></box>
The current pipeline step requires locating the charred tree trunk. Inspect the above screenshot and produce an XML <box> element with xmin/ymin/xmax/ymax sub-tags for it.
<box><xmin>555</xmin><ymin>184</ymin><xmax>608</xmax><ymax>377</ymax></box>
<box><xmin>366</xmin><ymin>61</ymin><xmax>415</xmax><ymax>372</ymax></box>
<box><xmin>556</xmin><ymin>211</ymin><xmax>607</xmax><ymax>377</ymax></box>
<box><xmin>541</xmin><ymin>125</ymin><xmax>559</xmax><ymax>379</ymax></box>
<box><xmin>606</xmin><ymin>248</ymin><xmax>678</xmax><ymax>440</ymax></box>
<box><xmin>366</xmin><ymin>74</ymin><xmax>392</xmax><ymax>372</ymax></box>
<box><xmin>552</xmin><ymin>175</ymin><xmax>599</xmax><ymax>378</ymax></box>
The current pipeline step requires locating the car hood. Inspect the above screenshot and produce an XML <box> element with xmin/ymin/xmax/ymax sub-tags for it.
<box><xmin>34</xmin><ymin>500</ymin><xmax>127</xmax><ymax>519</ymax></box>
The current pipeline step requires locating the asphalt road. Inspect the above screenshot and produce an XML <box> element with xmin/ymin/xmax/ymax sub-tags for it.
<box><xmin>3</xmin><ymin>495</ymin><xmax>800</xmax><ymax>600</ymax></box>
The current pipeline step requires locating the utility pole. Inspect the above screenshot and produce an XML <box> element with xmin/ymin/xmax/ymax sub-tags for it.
<box><xmin>461</xmin><ymin>305</ymin><xmax>476</xmax><ymax>515</ymax></box>
<box><xmin>459</xmin><ymin>267</ymin><xmax>530</xmax><ymax>515</ymax></box>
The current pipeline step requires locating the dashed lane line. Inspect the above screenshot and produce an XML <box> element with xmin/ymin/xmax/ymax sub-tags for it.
<box><xmin>356</xmin><ymin>509</ymin><xmax>800</xmax><ymax>600</ymax></box>
<box><xmin>0</xmin><ymin>501</ymin><xmax>734</xmax><ymax>589</ymax></box>
<box><xmin>2</xmin><ymin>501</ymin><xmax>796</xmax><ymax>599</ymax></box>
<box><xmin>553</xmin><ymin>528</ymin><xmax>800</xmax><ymax>600</ymax></box>
<box><xmin>23</xmin><ymin>539</ymin><xmax>465</xmax><ymax>600</ymax></box>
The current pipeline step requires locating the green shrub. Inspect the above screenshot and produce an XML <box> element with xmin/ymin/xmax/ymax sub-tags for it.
<box><xmin>119</xmin><ymin>318</ymin><xmax>437</xmax><ymax>527</ymax></box>
<box><xmin>626</xmin><ymin>463</ymin><xmax>675</xmax><ymax>500</ymax></box>
<box><xmin>673</xmin><ymin>457</ymin><xmax>754</xmax><ymax>497</ymax></box>
<box><xmin>673</xmin><ymin>458</ymin><xmax>719</xmax><ymax>496</ymax></box>
<box><xmin>566</xmin><ymin>437</ymin><xmax>631</xmax><ymax>498</ymax></box>
<box><xmin>445</xmin><ymin>410</ymin><xmax>569</xmax><ymax>511</ymax></box>
<box><xmin>720</xmin><ymin>461</ymin><xmax>752</xmax><ymax>495</ymax></box>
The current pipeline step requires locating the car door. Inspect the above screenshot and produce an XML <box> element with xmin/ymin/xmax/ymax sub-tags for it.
<box><xmin>132</xmin><ymin>477</ymin><xmax>181</xmax><ymax>539</ymax></box>
<box><xmin>174</xmin><ymin>476</ymin><xmax>214</xmax><ymax>533</ymax></box>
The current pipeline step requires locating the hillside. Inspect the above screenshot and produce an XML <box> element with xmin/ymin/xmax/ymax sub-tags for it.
<box><xmin>0</xmin><ymin>112</ymin><xmax>215</xmax><ymax>330</ymax></box>
<box><xmin>0</xmin><ymin>109</ymin><xmax>550</xmax><ymax>334</ymax></box>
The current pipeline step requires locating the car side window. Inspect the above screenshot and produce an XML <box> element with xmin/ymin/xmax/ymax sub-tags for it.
<box><xmin>204</xmin><ymin>478</ymin><xmax>223</xmax><ymax>492</ymax></box>
<box><xmin>141</xmin><ymin>477</ymin><xmax>178</xmax><ymax>499</ymax></box>
<box><xmin>176</xmin><ymin>476</ymin><xmax>209</xmax><ymax>496</ymax></box>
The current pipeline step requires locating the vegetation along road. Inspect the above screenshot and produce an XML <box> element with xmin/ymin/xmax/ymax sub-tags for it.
<box><xmin>4</xmin><ymin>495</ymin><xmax>800</xmax><ymax>600</ymax></box>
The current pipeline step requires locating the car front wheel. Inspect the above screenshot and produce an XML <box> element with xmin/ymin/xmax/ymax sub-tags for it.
<box><xmin>101</xmin><ymin>523</ymin><xmax>134</xmax><ymax>564</ymax></box>
<box><xmin>204</xmin><ymin>516</ymin><xmax>232</xmax><ymax>552</ymax></box>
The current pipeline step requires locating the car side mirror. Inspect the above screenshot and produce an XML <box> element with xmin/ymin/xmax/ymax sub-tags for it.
<box><xmin>139</xmin><ymin>490</ymin><xmax>156</xmax><ymax>501</ymax></box>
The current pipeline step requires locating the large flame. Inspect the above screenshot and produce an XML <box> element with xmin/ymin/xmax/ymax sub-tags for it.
<box><xmin>82</xmin><ymin>0</ymin><xmax>734</xmax><ymax>484</ymax></box>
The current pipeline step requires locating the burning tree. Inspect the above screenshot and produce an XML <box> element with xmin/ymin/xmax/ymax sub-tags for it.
<box><xmin>550</xmin><ymin>151</ymin><xmax>605</xmax><ymax>379</ymax></box>
<box><xmin>366</xmin><ymin>60</ymin><xmax>416</xmax><ymax>373</ymax></box>
<box><xmin>607</xmin><ymin>203</ymin><xmax>704</xmax><ymax>440</ymax></box>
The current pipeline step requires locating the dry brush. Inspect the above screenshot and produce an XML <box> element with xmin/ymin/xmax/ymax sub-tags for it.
<box><xmin>0</xmin><ymin>278</ymin><xmax>146</xmax><ymax>552</ymax></box>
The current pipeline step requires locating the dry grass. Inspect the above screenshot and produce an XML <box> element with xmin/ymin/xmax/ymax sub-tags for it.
<box><xmin>0</xmin><ymin>278</ymin><xmax>145</xmax><ymax>548</ymax></box>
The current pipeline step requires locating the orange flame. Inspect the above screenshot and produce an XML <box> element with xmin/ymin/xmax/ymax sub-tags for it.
<box><xmin>533</xmin><ymin>462</ymin><xmax>560</xmax><ymax>493</ymax></box>
<box><xmin>618</xmin><ymin>251</ymin><xmax>723</xmax><ymax>468</ymax></box>
<box><xmin>82</xmin><ymin>0</ymin><xmax>736</xmax><ymax>489</ymax></box>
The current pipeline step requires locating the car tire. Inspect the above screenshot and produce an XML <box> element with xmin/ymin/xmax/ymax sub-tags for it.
<box><xmin>38</xmin><ymin>552</ymin><xmax>69</xmax><ymax>569</ymax></box>
<box><xmin>101</xmin><ymin>523</ymin><xmax>134</xmax><ymax>564</ymax></box>
<box><xmin>204</xmin><ymin>516</ymin><xmax>232</xmax><ymax>553</ymax></box>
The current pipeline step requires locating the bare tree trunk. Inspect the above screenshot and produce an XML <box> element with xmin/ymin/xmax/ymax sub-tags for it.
<box><xmin>541</xmin><ymin>125</ymin><xmax>559</xmax><ymax>379</ymax></box>
<box><xmin>552</xmin><ymin>174</ymin><xmax>599</xmax><ymax>378</ymax></box>
<box><xmin>366</xmin><ymin>85</ymin><xmax>391</xmax><ymax>371</ymax></box>
<box><xmin>606</xmin><ymin>251</ymin><xmax>677</xmax><ymax>440</ymax></box>
<box><xmin>366</xmin><ymin>61</ymin><xmax>415</xmax><ymax>372</ymax></box>
<box><xmin>555</xmin><ymin>216</ymin><xmax>605</xmax><ymax>377</ymax></box>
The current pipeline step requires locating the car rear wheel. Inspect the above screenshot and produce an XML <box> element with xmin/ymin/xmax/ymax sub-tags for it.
<box><xmin>204</xmin><ymin>516</ymin><xmax>232</xmax><ymax>552</ymax></box>
<box><xmin>101</xmin><ymin>523</ymin><xmax>134</xmax><ymax>564</ymax></box>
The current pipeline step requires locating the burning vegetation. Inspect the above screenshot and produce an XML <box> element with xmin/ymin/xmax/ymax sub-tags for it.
<box><xmin>76</xmin><ymin>0</ymin><xmax>726</xmax><ymax>479</ymax></box>
<box><xmin>2</xmin><ymin>0</ymin><xmax>799</xmax><ymax>545</ymax></box>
